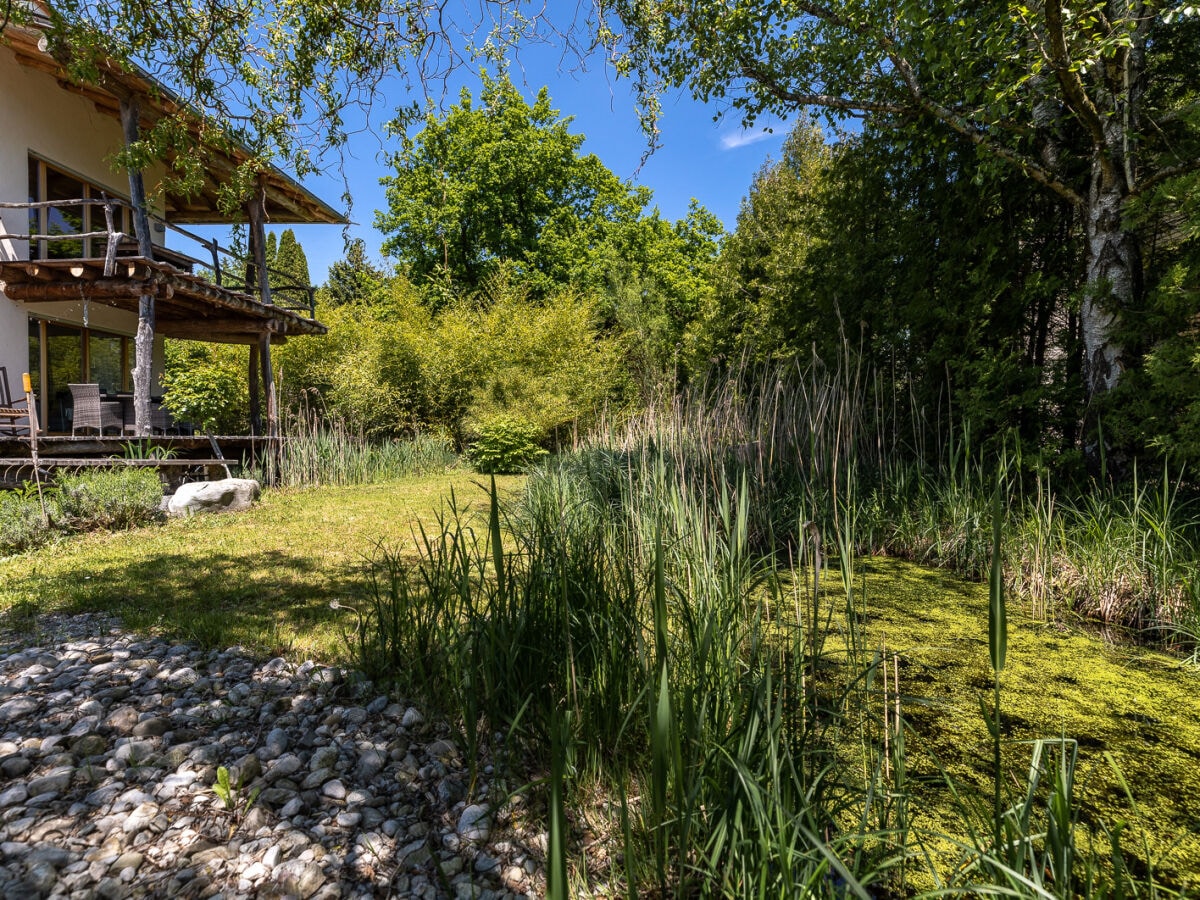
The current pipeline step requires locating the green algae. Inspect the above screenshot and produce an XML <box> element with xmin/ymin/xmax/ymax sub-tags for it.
<box><xmin>838</xmin><ymin>556</ymin><xmax>1200</xmax><ymax>891</ymax></box>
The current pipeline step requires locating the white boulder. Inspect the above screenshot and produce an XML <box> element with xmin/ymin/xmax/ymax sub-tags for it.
<box><xmin>166</xmin><ymin>478</ymin><xmax>260</xmax><ymax>516</ymax></box>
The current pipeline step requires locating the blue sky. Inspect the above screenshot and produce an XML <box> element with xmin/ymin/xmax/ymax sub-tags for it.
<box><xmin>237</xmin><ymin>50</ymin><xmax>791</xmax><ymax>284</ymax></box>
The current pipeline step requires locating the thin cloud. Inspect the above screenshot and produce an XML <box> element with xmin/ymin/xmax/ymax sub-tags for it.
<box><xmin>720</xmin><ymin>128</ymin><xmax>780</xmax><ymax>150</ymax></box>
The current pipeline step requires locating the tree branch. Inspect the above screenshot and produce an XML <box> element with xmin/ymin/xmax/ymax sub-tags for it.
<box><xmin>1044</xmin><ymin>0</ymin><xmax>1114</xmax><ymax>171</ymax></box>
<box><xmin>736</xmin><ymin>55</ymin><xmax>905</xmax><ymax>116</ymax></box>
<box><xmin>781</xmin><ymin>0</ymin><xmax>1086</xmax><ymax>205</ymax></box>
<box><xmin>1133</xmin><ymin>156</ymin><xmax>1200</xmax><ymax>195</ymax></box>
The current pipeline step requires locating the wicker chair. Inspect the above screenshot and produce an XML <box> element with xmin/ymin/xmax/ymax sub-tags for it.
<box><xmin>68</xmin><ymin>383</ymin><xmax>126</xmax><ymax>436</ymax></box>
<box><xmin>0</xmin><ymin>367</ymin><xmax>31</xmax><ymax>436</ymax></box>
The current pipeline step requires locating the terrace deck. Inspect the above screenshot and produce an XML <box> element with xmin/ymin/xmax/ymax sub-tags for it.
<box><xmin>0</xmin><ymin>435</ymin><xmax>273</xmax><ymax>457</ymax></box>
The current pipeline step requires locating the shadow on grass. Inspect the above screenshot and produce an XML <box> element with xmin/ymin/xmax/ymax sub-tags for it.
<box><xmin>1</xmin><ymin>547</ymin><xmax>381</xmax><ymax>659</ymax></box>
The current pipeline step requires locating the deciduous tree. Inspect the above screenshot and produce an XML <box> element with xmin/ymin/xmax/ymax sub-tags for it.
<box><xmin>2</xmin><ymin>0</ymin><xmax>560</xmax><ymax>214</ymax></box>
<box><xmin>604</xmin><ymin>0</ymin><xmax>1200</xmax><ymax>401</ymax></box>
<box><xmin>376</xmin><ymin>73</ymin><xmax>645</xmax><ymax>295</ymax></box>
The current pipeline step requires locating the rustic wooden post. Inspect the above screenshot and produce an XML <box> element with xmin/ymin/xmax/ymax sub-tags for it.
<box><xmin>248</xmin><ymin>343</ymin><xmax>261</xmax><ymax>436</ymax></box>
<box><xmin>208</xmin><ymin>238</ymin><xmax>223</xmax><ymax>286</ymax></box>
<box><xmin>246</xmin><ymin>192</ymin><xmax>278</xmax><ymax>440</ymax></box>
<box><xmin>244</xmin><ymin>227</ymin><xmax>262</xmax><ymax>436</ymax></box>
<box><xmin>259</xmin><ymin>333</ymin><xmax>276</xmax><ymax>440</ymax></box>
<box><xmin>118</xmin><ymin>95</ymin><xmax>155</xmax><ymax>437</ymax></box>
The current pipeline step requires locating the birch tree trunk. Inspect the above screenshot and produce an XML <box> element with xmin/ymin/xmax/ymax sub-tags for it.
<box><xmin>1079</xmin><ymin>0</ymin><xmax>1146</xmax><ymax>401</ymax></box>
<box><xmin>1081</xmin><ymin>171</ymin><xmax>1140</xmax><ymax>398</ymax></box>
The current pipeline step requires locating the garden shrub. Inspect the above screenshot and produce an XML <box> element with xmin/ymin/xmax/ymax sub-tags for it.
<box><xmin>161</xmin><ymin>341</ymin><xmax>250</xmax><ymax>434</ymax></box>
<box><xmin>0</xmin><ymin>489</ymin><xmax>53</xmax><ymax>555</ymax></box>
<box><xmin>53</xmin><ymin>469</ymin><xmax>164</xmax><ymax>531</ymax></box>
<box><xmin>275</xmin><ymin>283</ymin><xmax>436</xmax><ymax>438</ymax></box>
<box><xmin>275</xmin><ymin>270</ymin><xmax>625</xmax><ymax>446</ymax></box>
<box><xmin>446</xmin><ymin>274</ymin><xmax>625</xmax><ymax>443</ymax></box>
<box><xmin>468</xmin><ymin>416</ymin><xmax>548</xmax><ymax>474</ymax></box>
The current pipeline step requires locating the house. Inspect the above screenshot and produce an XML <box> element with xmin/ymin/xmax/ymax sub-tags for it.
<box><xmin>0</xmin><ymin>10</ymin><xmax>342</xmax><ymax>442</ymax></box>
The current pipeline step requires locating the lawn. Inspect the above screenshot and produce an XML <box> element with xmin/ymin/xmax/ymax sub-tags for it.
<box><xmin>0</xmin><ymin>473</ymin><xmax>523</xmax><ymax>660</ymax></box>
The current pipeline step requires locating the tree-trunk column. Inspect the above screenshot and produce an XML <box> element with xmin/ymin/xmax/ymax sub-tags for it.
<box><xmin>260</xmin><ymin>333</ymin><xmax>277</xmax><ymax>439</ymax></box>
<box><xmin>246</xmin><ymin>192</ymin><xmax>278</xmax><ymax>440</ymax></box>
<box><xmin>119</xmin><ymin>96</ymin><xmax>155</xmax><ymax>436</ymax></box>
<box><xmin>248</xmin><ymin>343</ymin><xmax>261</xmax><ymax>436</ymax></box>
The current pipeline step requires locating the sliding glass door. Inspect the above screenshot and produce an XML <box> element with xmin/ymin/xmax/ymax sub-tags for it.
<box><xmin>28</xmin><ymin>318</ymin><xmax>131</xmax><ymax>432</ymax></box>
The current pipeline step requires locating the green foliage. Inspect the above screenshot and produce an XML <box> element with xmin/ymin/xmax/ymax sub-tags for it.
<box><xmin>212</xmin><ymin>764</ymin><xmax>261</xmax><ymax>819</ymax></box>
<box><xmin>376</xmin><ymin>72</ymin><xmax>721</xmax><ymax>387</ymax></box>
<box><xmin>467</xmin><ymin>416</ymin><xmax>548</xmax><ymax>474</ymax></box>
<box><xmin>705</xmin><ymin>119</ymin><xmax>1083</xmax><ymax>462</ymax></box>
<box><xmin>605</xmin><ymin>0</ymin><xmax>1200</xmax><ymax>410</ymax></box>
<box><xmin>323</xmin><ymin>238</ymin><xmax>383</xmax><ymax>306</ymax></box>
<box><xmin>275</xmin><ymin>229</ymin><xmax>310</xmax><ymax>287</ymax></box>
<box><xmin>267</xmin><ymin>228</ymin><xmax>312</xmax><ymax>308</ymax></box>
<box><xmin>53</xmin><ymin>469</ymin><xmax>164</xmax><ymax>532</ymax></box>
<box><xmin>444</xmin><ymin>270</ymin><xmax>625</xmax><ymax>441</ymax></box>
<box><xmin>378</xmin><ymin>72</ymin><xmax>646</xmax><ymax>295</ymax></box>
<box><xmin>690</xmin><ymin>124</ymin><xmax>832</xmax><ymax>367</ymax></box>
<box><xmin>341</xmin><ymin>421</ymin><xmax>1193</xmax><ymax>895</ymax></box>
<box><xmin>25</xmin><ymin>2</ymin><xmax>577</xmax><ymax>218</ymax></box>
<box><xmin>278</xmin><ymin>268</ymin><xmax>624</xmax><ymax>443</ymax></box>
<box><xmin>276</xmin><ymin>280</ymin><xmax>433</xmax><ymax>437</ymax></box>
<box><xmin>161</xmin><ymin>341</ymin><xmax>249</xmax><ymax>434</ymax></box>
<box><xmin>260</xmin><ymin>413</ymin><xmax>458</xmax><ymax>488</ymax></box>
<box><xmin>584</xmin><ymin>199</ymin><xmax>724</xmax><ymax>390</ymax></box>
<box><xmin>1106</xmin><ymin>169</ymin><xmax>1200</xmax><ymax>464</ymax></box>
<box><xmin>0</xmin><ymin>489</ymin><xmax>53</xmax><ymax>555</ymax></box>
<box><xmin>1</xmin><ymin>469</ymin><xmax>163</xmax><ymax>555</ymax></box>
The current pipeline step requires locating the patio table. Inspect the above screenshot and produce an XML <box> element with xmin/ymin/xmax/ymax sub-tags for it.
<box><xmin>105</xmin><ymin>393</ymin><xmax>167</xmax><ymax>433</ymax></box>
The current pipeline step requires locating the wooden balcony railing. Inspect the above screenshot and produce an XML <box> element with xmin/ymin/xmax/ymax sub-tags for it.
<box><xmin>0</xmin><ymin>197</ymin><xmax>317</xmax><ymax>319</ymax></box>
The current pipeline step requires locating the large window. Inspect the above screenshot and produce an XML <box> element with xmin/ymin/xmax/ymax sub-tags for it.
<box><xmin>88</xmin><ymin>332</ymin><xmax>127</xmax><ymax>393</ymax></box>
<box><xmin>28</xmin><ymin>318</ymin><xmax>131</xmax><ymax>432</ymax></box>
<box><xmin>27</xmin><ymin>158</ymin><xmax>132</xmax><ymax>260</ymax></box>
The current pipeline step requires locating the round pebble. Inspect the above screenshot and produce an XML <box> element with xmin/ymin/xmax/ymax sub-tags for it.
<box><xmin>0</xmin><ymin>612</ymin><xmax>544</xmax><ymax>897</ymax></box>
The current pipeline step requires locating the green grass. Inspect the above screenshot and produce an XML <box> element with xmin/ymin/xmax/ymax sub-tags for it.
<box><xmin>0</xmin><ymin>473</ymin><xmax>523</xmax><ymax>659</ymax></box>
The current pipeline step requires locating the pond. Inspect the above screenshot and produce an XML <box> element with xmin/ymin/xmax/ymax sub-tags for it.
<box><xmin>851</xmin><ymin>556</ymin><xmax>1200</xmax><ymax>890</ymax></box>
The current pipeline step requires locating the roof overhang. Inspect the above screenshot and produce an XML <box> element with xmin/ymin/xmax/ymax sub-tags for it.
<box><xmin>2</xmin><ymin>14</ymin><xmax>347</xmax><ymax>226</ymax></box>
<box><xmin>0</xmin><ymin>258</ymin><xmax>327</xmax><ymax>344</ymax></box>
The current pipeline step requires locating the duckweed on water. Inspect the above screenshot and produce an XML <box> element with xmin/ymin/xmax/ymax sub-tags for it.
<box><xmin>848</xmin><ymin>556</ymin><xmax>1200</xmax><ymax>890</ymax></box>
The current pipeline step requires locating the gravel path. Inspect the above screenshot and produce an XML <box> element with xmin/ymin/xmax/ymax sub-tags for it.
<box><xmin>0</xmin><ymin>614</ymin><xmax>546</xmax><ymax>899</ymax></box>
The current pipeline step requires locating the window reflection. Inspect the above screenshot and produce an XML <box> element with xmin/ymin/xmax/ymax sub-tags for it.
<box><xmin>26</xmin><ymin>319</ymin><xmax>40</xmax><ymax>396</ymax></box>
<box><xmin>28</xmin><ymin>158</ymin><xmax>132</xmax><ymax>261</ymax></box>
<box><xmin>27</xmin><ymin>319</ymin><xmax>42</xmax><ymax>429</ymax></box>
<box><xmin>44</xmin><ymin>167</ymin><xmax>85</xmax><ymax>259</ymax></box>
<box><xmin>29</xmin><ymin>319</ymin><xmax>131</xmax><ymax>432</ymax></box>
<box><xmin>27</xmin><ymin>159</ymin><xmax>38</xmax><ymax>250</ymax></box>
<box><xmin>88</xmin><ymin>332</ymin><xmax>125</xmax><ymax>394</ymax></box>
<box><xmin>45</xmin><ymin>323</ymin><xmax>83</xmax><ymax>433</ymax></box>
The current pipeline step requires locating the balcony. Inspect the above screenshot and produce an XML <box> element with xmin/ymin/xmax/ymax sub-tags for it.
<box><xmin>0</xmin><ymin>197</ymin><xmax>325</xmax><ymax>344</ymax></box>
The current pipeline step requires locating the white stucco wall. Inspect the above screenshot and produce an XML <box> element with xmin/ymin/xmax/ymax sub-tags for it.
<box><xmin>0</xmin><ymin>44</ymin><xmax>166</xmax><ymax>402</ymax></box>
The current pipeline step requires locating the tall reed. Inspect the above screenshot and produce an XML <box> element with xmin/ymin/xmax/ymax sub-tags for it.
<box><xmin>589</xmin><ymin>352</ymin><xmax>1200</xmax><ymax>639</ymax></box>
<box><xmin>341</xmin><ymin>351</ymin><xmax>1189</xmax><ymax>895</ymax></box>
<box><xmin>256</xmin><ymin>405</ymin><xmax>458</xmax><ymax>487</ymax></box>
